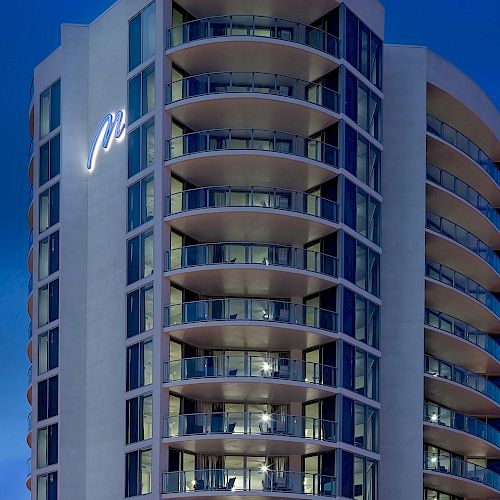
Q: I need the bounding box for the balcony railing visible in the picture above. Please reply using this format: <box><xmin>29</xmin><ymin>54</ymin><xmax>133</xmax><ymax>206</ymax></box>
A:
<box><xmin>424</xmin><ymin>452</ymin><xmax>500</xmax><ymax>492</ymax></box>
<box><xmin>426</xmin><ymin>212</ymin><xmax>500</xmax><ymax>273</ymax></box>
<box><xmin>426</xmin><ymin>163</ymin><xmax>500</xmax><ymax>231</ymax></box>
<box><xmin>165</xmin><ymin>242</ymin><xmax>337</xmax><ymax>278</ymax></box>
<box><xmin>28</xmin><ymin>277</ymin><xmax>33</xmax><ymax>294</ymax></box>
<box><xmin>425</xmin><ymin>260</ymin><xmax>500</xmax><ymax>318</ymax></box>
<box><xmin>27</xmin><ymin>411</ymin><xmax>32</xmax><ymax>432</ymax></box>
<box><xmin>27</xmin><ymin>321</ymin><xmax>32</xmax><ymax>340</ymax></box>
<box><xmin>165</xmin><ymin>128</ymin><xmax>339</xmax><ymax>168</ymax></box>
<box><xmin>166</xmin><ymin>71</ymin><xmax>339</xmax><ymax>113</ymax></box>
<box><xmin>425</xmin><ymin>307</ymin><xmax>500</xmax><ymax>362</ymax></box>
<box><xmin>165</xmin><ymin>185</ymin><xmax>337</xmax><ymax>223</ymax></box>
<box><xmin>164</xmin><ymin>412</ymin><xmax>336</xmax><ymax>443</ymax></box>
<box><xmin>164</xmin><ymin>355</ymin><xmax>336</xmax><ymax>388</ymax></box>
<box><xmin>425</xmin><ymin>354</ymin><xmax>500</xmax><ymax>405</ymax></box>
<box><xmin>28</xmin><ymin>138</ymin><xmax>34</xmax><ymax>158</ymax></box>
<box><xmin>424</xmin><ymin>402</ymin><xmax>500</xmax><ymax>449</ymax></box>
<box><xmin>166</xmin><ymin>14</ymin><xmax>340</xmax><ymax>58</ymax></box>
<box><xmin>427</xmin><ymin>115</ymin><xmax>500</xmax><ymax>186</ymax></box>
<box><xmin>164</xmin><ymin>298</ymin><xmax>338</xmax><ymax>333</ymax></box>
<box><xmin>163</xmin><ymin>468</ymin><xmax>336</xmax><ymax>496</ymax></box>
<box><xmin>28</xmin><ymin>231</ymin><xmax>33</xmax><ymax>249</ymax></box>
<box><xmin>27</xmin><ymin>366</ymin><xmax>32</xmax><ymax>386</ymax></box>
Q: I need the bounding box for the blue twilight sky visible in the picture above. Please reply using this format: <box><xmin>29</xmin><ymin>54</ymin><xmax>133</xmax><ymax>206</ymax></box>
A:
<box><xmin>0</xmin><ymin>1</ymin><xmax>499</xmax><ymax>498</ymax></box>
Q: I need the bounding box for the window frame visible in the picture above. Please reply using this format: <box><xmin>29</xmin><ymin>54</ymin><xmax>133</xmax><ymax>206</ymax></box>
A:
<box><xmin>39</xmin><ymin>79</ymin><xmax>61</xmax><ymax>139</ymax></box>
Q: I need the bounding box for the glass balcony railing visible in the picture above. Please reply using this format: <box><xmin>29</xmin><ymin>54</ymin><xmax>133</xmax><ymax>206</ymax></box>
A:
<box><xmin>27</xmin><ymin>411</ymin><xmax>32</xmax><ymax>432</ymax></box>
<box><xmin>164</xmin><ymin>298</ymin><xmax>338</xmax><ymax>333</ymax></box>
<box><xmin>424</xmin><ymin>402</ymin><xmax>500</xmax><ymax>449</ymax></box>
<box><xmin>165</xmin><ymin>242</ymin><xmax>337</xmax><ymax>278</ymax></box>
<box><xmin>425</xmin><ymin>354</ymin><xmax>500</xmax><ymax>405</ymax></box>
<box><xmin>27</xmin><ymin>366</ymin><xmax>32</xmax><ymax>386</ymax></box>
<box><xmin>28</xmin><ymin>231</ymin><xmax>33</xmax><ymax>249</ymax></box>
<box><xmin>426</xmin><ymin>212</ymin><xmax>500</xmax><ymax>273</ymax></box>
<box><xmin>28</xmin><ymin>276</ymin><xmax>33</xmax><ymax>294</ymax></box>
<box><xmin>29</xmin><ymin>186</ymin><xmax>33</xmax><ymax>203</ymax></box>
<box><xmin>163</xmin><ymin>469</ymin><xmax>336</xmax><ymax>496</ymax></box>
<box><xmin>165</xmin><ymin>185</ymin><xmax>337</xmax><ymax>223</ymax></box>
<box><xmin>424</xmin><ymin>452</ymin><xmax>500</xmax><ymax>492</ymax></box>
<box><xmin>165</xmin><ymin>128</ymin><xmax>339</xmax><ymax>168</ymax></box>
<box><xmin>425</xmin><ymin>307</ymin><xmax>500</xmax><ymax>362</ymax></box>
<box><xmin>26</xmin><ymin>458</ymin><xmax>31</xmax><ymax>478</ymax></box>
<box><xmin>166</xmin><ymin>14</ymin><xmax>340</xmax><ymax>58</ymax></box>
<box><xmin>425</xmin><ymin>260</ymin><xmax>500</xmax><ymax>318</ymax></box>
<box><xmin>164</xmin><ymin>412</ymin><xmax>336</xmax><ymax>443</ymax></box>
<box><xmin>426</xmin><ymin>163</ymin><xmax>500</xmax><ymax>231</ymax></box>
<box><xmin>164</xmin><ymin>355</ymin><xmax>336</xmax><ymax>388</ymax></box>
<box><xmin>427</xmin><ymin>115</ymin><xmax>500</xmax><ymax>186</ymax></box>
<box><xmin>28</xmin><ymin>138</ymin><xmax>34</xmax><ymax>158</ymax></box>
<box><xmin>27</xmin><ymin>321</ymin><xmax>32</xmax><ymax>340</ymax></box>
<box><xmin>166</xmin><ymin>71</ymin><xmax>339</xmax><ymax>113</ymax></box>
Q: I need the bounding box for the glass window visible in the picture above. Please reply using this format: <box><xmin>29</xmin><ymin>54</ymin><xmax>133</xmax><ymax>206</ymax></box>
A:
<box><xmin>39</xmin><ymin>231</ymin><xmax>59</xmax><ymax>280</ymax></box>
<box><xmin>345</xmin><ymin>8</ymin><xmax>359</xmax><ymax>68</ymax></box>
<box><xmin>359</xmin><ymin>23</ymin><xmax>370</xmax><ymax>79</ymax></box>
<box><xmin>37</xmin><ymin>423</ymin><xmax>58</xmax><ymax>468</ymax></box>
<box><xmin>127</xmin><ymin>284</ymin><xmax>154</xmax><ymax>338</ymax></box>
<box><xmin>127</xmin><ymin>229</ymin><xmax>154</xmax><ymax>284</ymax></box>
<box><xmin>369</xmin><ymin>93</ymin><xmax>382</xmax><ymax>141</ymax></box>
<box><xmin>39</xmin><ymin>183</ymin><xmax>60</xmax><ymax>234</ymax></box>
<box><xmin>40</xmin><ymin>80</ymin><xmax>61</xmax><ymax>139</ymax></box>
<box><xmin>342</xmin><ymin>451</ymin><xmax>377</xmax><ymax>500</ymax></box>
<box><xmin>126</xmin><ymin>448</ymin><xmax>152</xmax><ymax>496</ymax></box>
<box><xmin>38</xmin><ymin>328</ymin><xmax>59</xmax><ymax>374</ymax></box>
<box><xmin>39</xmin><ymin>134</ymin><xmax>60</xmax><ymax>186</ymax></box>
<box><xmin>343</xmin><ymin>289</ymin><xmax>379</xmax><ymax>349</ymax></box>
<box><xmin>38</xmin><ymin>279</ymin><xmax>59</xmax><ymax>327</ymax></box>
<box><xmin>127</xmin><ymin>340</ymin><xmax>153</xmax><ymax>391</ymax></box>
<box><xmin>128</xmin><ymin>175</ymin><xmax>154</xmax><ymax>231</ymax></box>
<box><xmin>128</xmin><ymin>118</ymin><xmax>155</xmax><ymax>177</ymax></box>
<box><xmin>37</xmin><ymin>471</ymin><xmax>57</xmax><ymax>500</ymax></box>
<box><xmin>37</xmin><ymin>375</ymin><xmax>58</xmax><ymax>421</ymax></box>
<box><xmin>126</xmin><ymin>394</ymin><xmax>153</xmax><ymax>444</ymax></box>
<box><xmin>370</xmin><ymin>33</ymin><xmax>382</xmax><ymax>89</ymax></box>
<box><xmin>343</xmin><ymin>234</ymin><xmax>380</xmax><ymax>296</ymax></box>
<box><xmin>128</xmin><ymin>64</ymin><xmax>155</xmax><ymax>124</ymax></box>
<box><xmin>129</xmin><ymin>3</ymin><xmax>156</xmax><ymax>71</ymax></box>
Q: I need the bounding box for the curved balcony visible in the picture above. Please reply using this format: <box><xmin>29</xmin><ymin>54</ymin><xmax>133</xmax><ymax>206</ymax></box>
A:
<box><xmin>425</xmin><ymin>260</ymin><xmax>500</xmax><ymax>331</ymax></box>
<box><xmin>163</xmin><ymin>412</ymin><xmax>336</xmax><ymax>455</ymax></box>
<box><xmin>165</xmin><ymin>128</ymin><xmax>339</xmax><ymax>191</ymax></box>
<box><xmin>162</xmin><ymin>469</ymin><xmax>336</xmax><ymax>498</ymax></box>
<box><xmin>425</xmin><ymin>308</ymin><xmax>500</xmax><ymax>375</ymax></box>
<box><xmin>165</xmin><ymin>186</ymin><xmax>337</xmax><ymax>245</ymax></box>
<box><xmin>27</xmin><ymin>322</ymin><xmax>33</xmax><ymax>361</ymax></box>
<box><xmin>171</xmin><ymin>2</ymin><xmax>339</xmax><ymax>26</ymax></box>
<box><xmin>29</xmin><ymin>155</ymin><xmax>34</xmax><ymax>185</ymax></box>
<box><xmin>424</xmin><ymin>403</ymin><xmax>500</xmax><ymax>457</ymax></box>
<box><xmin>166</xmin><ymin>72</ymin><xmax>339</xmax><ymax>136</ymax></box>
<box><xmin>424</xmin><ymin>354</ymin><xmax>500</xmax><ymax>414</ymax></box>
<box><xmin>26</xmin><ymin>458</ymin><xmax>31</xmax><ymax>491</ymax></box>
<box><xmin>165</xmin><ymin>243</ymin><xmax>337</xmax><ymax>297</ymax></box>
<box><xmin>27</xmin><ymin>411</ymin><xmax>32</xmax><ymax>447</ymax></box>
<box><xmin>166</xmin><ymin>15</ymin><xmax>340</xmax><ymax>81</ymax></box>
<box><xmin>426</xmin><ymin>164</ymin><xmax>500</xmax><ymax>247</ymax></box>
<box><xmin>27</xmin><ymin>366</ymin><xmax>32</xmax><ymax>404</ymax></box>
<box><xmin>425</xmin><ymin>212</ymin><xmax>500</xmax><ymax>290</ymax></box>
<box><xmin>165</xmin><ymin>298</ymin><xmax>338</xmax><ymax>350</ymax></box>
<box><xmin>164</xmin><ymin>355</ymin><xmax>336</xmax><ymax>402</ymax></box>
<box><xmin>424</xmin><ymin>452</ymin><xmax>500</xmax><ymax>499</ymax></box>
<box><xmin>28</xmin><ymin>202</ymin><xmax>33</xmax><ymax>231</ymax></box>
<box><xmin>426</xmin><ymin>115</ymin><xmax>500</xmax><ymax>204</ymax></box>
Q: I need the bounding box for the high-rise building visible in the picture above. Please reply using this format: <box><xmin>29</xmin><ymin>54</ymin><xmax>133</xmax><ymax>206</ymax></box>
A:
<box><xmin>25</xmin><ymin>1</ymin><xmax>499</xmax><ymax>500</ymax></box>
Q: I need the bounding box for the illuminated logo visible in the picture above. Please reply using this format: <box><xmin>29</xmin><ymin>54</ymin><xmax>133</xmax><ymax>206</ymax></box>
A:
<box><xmin>87</xmin><ymin>110</ymin><xmax>126</xmax><ymax>172</ymax></box>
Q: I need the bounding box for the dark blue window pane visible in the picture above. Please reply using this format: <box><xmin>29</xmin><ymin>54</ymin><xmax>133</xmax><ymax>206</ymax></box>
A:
<box><xmin>128</xmin><ymin>127</ymin><xmax>141</xmax><ymax>178</ymax></box>
<box><xmin>128</xmin><ymin>74</ymin><xmax>142</xmax><ymax>124</ymax></box>
<box><xmin>127</xmin><ymin>344</ymin><xmax>140</xmax><ymax>390</ymax></box>
<box><xmin>50</xmin><ymin>134</ymin><xmax>61</xmax><ymax>178</ymax></box>
<box><xmin>47</xmin><ymin>472</ymin><xmax>57</xmax><ymax>500</ymax></box>
<box><xmin>49</xmin><ymin>280</ymin><xmax>59</xmax><ymax>323</ymax></box>
<box><xmin>345</xmin><ymin>8</ymin><xmax>358</xmax><ymax>68</ymax></box>
<box><xmin>49</xmin><ymin>328</ymin><xmax>59</xmax><ymax>370</ymax></box>
<box><xmin>50</xmin><ymin>183</ymin><xmax>60</xmax><ymax>226</ymax></box>
<box><xmin>38</xmin><ymin>379</ymin><xmax>48</xmax><ymax>421</ymax></box>
<box><xmin>129</xmin><ymin>14</ymin><xmax>142</xmax><ymax>71</ymax></box>
<box><xmin>48</xmin><ymin>424</ymin><xmax>58</xmax><ymax>465</ymax></box>
<box><xmin>50</xmin><ymin>80</ymin><xmax>61</xmax><ymax>131</ymax></box>
<box><xmin>344</xmin><ymin>124</ymin><xmax>357</xmax><ymax>176</ymax></box>
<box><xmin>48</xmin><ymin>376</ymin><xmax>58</xmax><ymax>418</ymax></box>
<box><xmin>342</xmin><ymin>397</ymin><xmax>354</xmax><ymax>444</ymax></box>
<box><xmin>345</xmin><ymin>71</ymin><xmax>357</xmax><ymax>122</ymax></box>
<box><xmin>40</xmin><ymin>142</ymin><xmax>50</xmax><ymax>185</ymax></box>
<box><xmin>128</xmin><ymin>182</ymin><xmax>141</xmax><ymax>231</ymax></box>
<box><xmin>344</xmin><ymin>179</ymin><xmax>356</xmax><ymax>230</ymax></box>
<box><xmin>127</xmin><ymin>397</ymin><xmax>139</xmax><ymax>443</ymax></box>
<box><xmin>341</xmin><ymin>451</ymin><xmax>354</xmax><ymax>498</ymax></box>
<box><xmin>127</xmin><ymin>289</ymin><xmax>140</xmax><ymax>338</ymax></box>
<box><xmin>49</xmin><ymin>231</ymin><xmax>59</xmax><ymax>274</ymax></box>
<box><xmin>126</xmin><ymin>450</ymin><xmax>139</xmax><ymax>496</ymax></box>
<box><xmin>343</xmin><ymin>234</ymin><xmax>356</xmax><ymax>283</ymax></box>
<box><xmin>127</xmin><ymin>236</ymin><xmax>140</xmax><ymax>284</ymax></box>
<box><xmin>343</xmin><ymin>342</ymin><xmax>355</xmax><ymax>391</ymax></box>
<box><xmin>343</xmin><ymin>287</ymin><xmax>355</xmax><ymax>338</ymax></box>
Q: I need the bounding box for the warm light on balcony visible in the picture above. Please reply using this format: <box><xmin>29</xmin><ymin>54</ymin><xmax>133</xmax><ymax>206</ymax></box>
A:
<box><xmin>260</xmin><ymin>465</ymin><xmax>269</xmax><ymax>472</ymax></box>
<box><xmin>261</xmin><ymin>413</ymin><xmax>270</xmax><ymax>422</ymax></box>
<box><xmin>262</xmin><ymin>362</ymin><xmax>271</xmax><ymax>372</ymax></box>
<box><xmin>430</xmin><ymin>413</ymin><xmax>438</xmax><ymax>422</ymax></box>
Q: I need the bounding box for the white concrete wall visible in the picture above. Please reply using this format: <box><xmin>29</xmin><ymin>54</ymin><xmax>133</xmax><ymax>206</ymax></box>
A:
<box><xmin>380</xmin><ymin>45</ymin><xmax>427</xmax><ymax>500</ymax></box>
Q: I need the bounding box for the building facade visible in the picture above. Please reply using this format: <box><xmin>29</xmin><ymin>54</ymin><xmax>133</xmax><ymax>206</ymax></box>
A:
<box><xmin>25</xmin><ymin>1</ymin><xmax>499</xmax><ymax>500</ymax></box>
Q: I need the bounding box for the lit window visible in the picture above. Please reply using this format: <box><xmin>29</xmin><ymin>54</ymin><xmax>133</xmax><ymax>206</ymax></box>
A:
<box><xmin>40</xmin><ymin>80</ymin><xmax>61</xmax><ymax>139</ymax></box>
